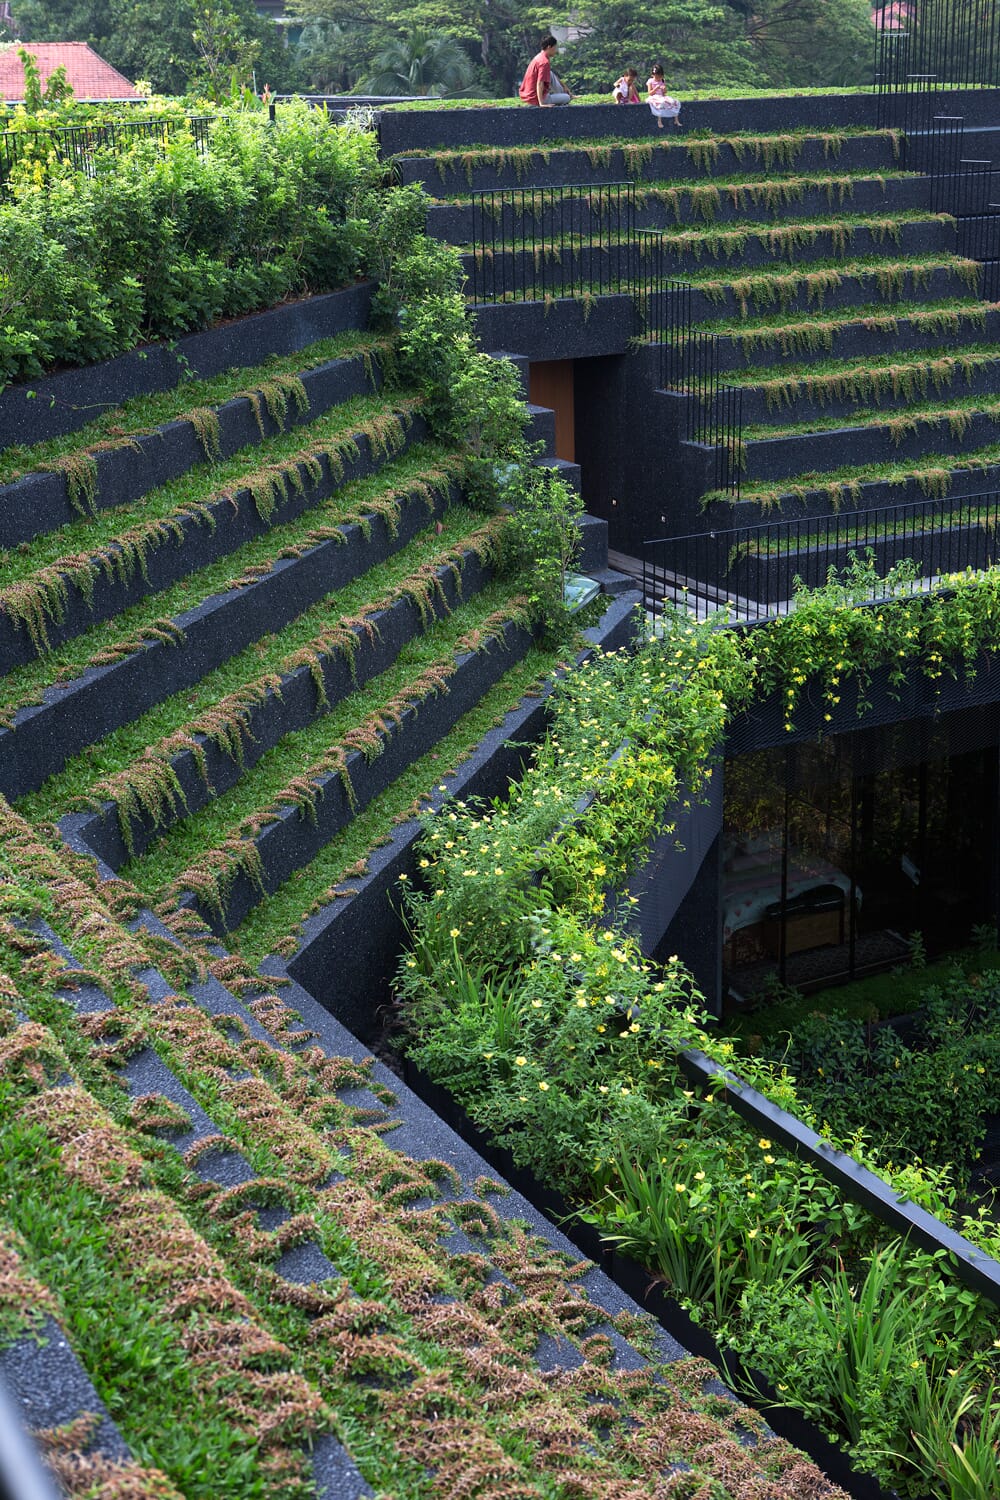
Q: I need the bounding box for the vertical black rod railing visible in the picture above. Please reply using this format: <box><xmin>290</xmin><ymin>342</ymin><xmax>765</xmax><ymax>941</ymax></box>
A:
<box><xmin>643</xmin><ymin>488</ymin><xmax>1000</xmax><ymax>618</ymax></box>
<box><xmin>468</xmin><ymin>183</ymin><xmax>635</xmax><ymax>304</ymax></box>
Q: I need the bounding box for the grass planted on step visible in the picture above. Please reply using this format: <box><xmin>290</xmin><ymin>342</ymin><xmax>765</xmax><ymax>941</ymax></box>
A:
<box><xmin>75</xmin><ymin>523</ymin><xmax>507</xmax><ymax>854</ymax></box>
<box><xmin>234</xmin><ymin>642</ymin><xmax>568</xmax><ymax>966</ymax></box>
<box><xmin>685</xmin><ymin>254</ymin><xmax>981</xmax><ymax>313</ymax></box>
<box><xmin>15</xmin><ymin>505</ymin><xmax>489</xmax><ymax>825</ymax></box>
<box><xmin>655</xmin><ymin>210</ymin><xmax>954</xmax><ymax>263</ymax></box>
<box><xmin>691</xmin><ymin>299</ymin><xmax>996</xmax><ymax>353</ymax></box>
<box><xmin>0</xmin><ymin>331</ymin><xmax>394</xmax><ymax>488</ymax></box>
<box><xmin>743</xmin><ymin>391</ymin><xmax>1000</xmax><ymax>442</ymax></box>
<box><xmin>117</xmin><ymin>583</ymin><xmax>529</xmax><ymax>909</ymax></box>
<box><xmin>0</xmin><ymin>443</ymin><xmax>462</xmax><ymax>726</ymax></box>
<box><xmin>0</xmin><ymin>390</ymin><xmax>420</xmax><ymax>596</ymax></box>
<box><xmin>432</xmin><ymin>169</ymin><xmax>919</xmax><ymax>210</ymax></box>
<box><xmin>701</xmin><ymin>441</ymin><xmax>1000</xmax><ymax>510</ymax></box>
<box><xmin>729</xmin><ymin>500</ymin><xmax>997</xmax><ymax>559</ymax></box>
<box><xmin>733</xmin><ymin>347</ymin><xmax>1000</xmax><ymax>410</ymax></box>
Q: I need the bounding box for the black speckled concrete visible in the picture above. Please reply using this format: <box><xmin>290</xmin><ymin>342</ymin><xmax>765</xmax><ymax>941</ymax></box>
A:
<box><xmin>0</xmin><ymin>282</ymin><xmax>374</xmax><ymax>454</ymax></box>
<box><xmin>280</xmin><ymin>589</ymin><xmax>641</xmax><ymax>1037</ymax></box>
<box><xmin>472</xmin><ymin>294</ymin><xmax>638</xmax><ymax>362</ymax></box>
<box><xmin>0</xmin><ymin>486</ymin><xmax>450</xmax><ymax>804</ymax></box>
<box><xmin>275</xmin><ymin>1242</ymin><xmax>341</xmax><ymax>1285</ymax></box>
<box><xmin>0</xmin><ymin>1319</ymin><xmax>131</xmax><ymax>1462</ymax></box>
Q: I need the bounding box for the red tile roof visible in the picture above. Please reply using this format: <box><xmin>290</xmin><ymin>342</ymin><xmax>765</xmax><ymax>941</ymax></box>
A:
<box><xmin>0</xmin><ymin>42</ymin><xmax>140</xmax><ymax>100</ymax></box>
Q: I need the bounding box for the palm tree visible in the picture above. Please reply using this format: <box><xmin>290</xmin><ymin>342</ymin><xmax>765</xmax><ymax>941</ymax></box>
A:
<box><xmin>360</xmin><ymin>28</ymin><xmax>476</xmax><ymax>97</ymax></box>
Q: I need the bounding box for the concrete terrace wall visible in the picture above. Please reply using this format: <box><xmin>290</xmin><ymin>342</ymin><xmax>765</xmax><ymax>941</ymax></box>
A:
<box><xmin>378</xmin><ymin>89</ymin><xmax>1000</xmax><ymax>154</ymax></box>
<box><xmin>0</xmin><ymin>282</ymin><xmax>375</xmax><ymax>451</ymax></box>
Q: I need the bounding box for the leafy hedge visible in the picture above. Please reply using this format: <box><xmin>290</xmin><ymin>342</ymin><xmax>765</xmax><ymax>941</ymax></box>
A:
<box><xmin>0</xmin><ymin>103</ymin><xmax>380</xmax><ymax>385</ymax></box>
<box><xmin>396</xmin><ymin>567</ymin><xmax>1000</xmax><ymax>1497</ymax></box>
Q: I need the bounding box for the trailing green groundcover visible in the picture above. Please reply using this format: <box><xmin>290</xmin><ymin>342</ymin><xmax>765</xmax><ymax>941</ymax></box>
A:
<box><xmin>396</xmin><ymin>560</ymin><xmax>1000</xmax><ymax>1499</ymax></box>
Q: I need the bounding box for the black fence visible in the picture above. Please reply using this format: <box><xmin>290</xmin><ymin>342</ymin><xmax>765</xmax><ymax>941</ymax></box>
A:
<box><xmin>639</xmin><ymin>239</ymin><xmax>744</xmax><ymax>502</ymax></box>
<box><xmin>875</xmin><ymin>0</ymin><xmax>1000</xmax><ymax>104</ymax></box>
<box><xmin>0</xmin><ymin>116</ymin><xmax>214</xmax><ymax>190</ymax></box>
<box><xmin>642</xmin><ymin>489</ymin><xmax>1000</xmax><ymax>620</ymax></box>
<box><xmin>467</xmin><ymin>182</ymin><xmax>636</xmax><ymax>303</ymax></box>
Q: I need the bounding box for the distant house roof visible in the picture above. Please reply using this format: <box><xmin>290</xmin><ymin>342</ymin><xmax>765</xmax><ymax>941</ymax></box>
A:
<box><xmin>0</xmin><ymin>41</ymin><xmax>140</xmax><ymax>100</ymax></box>
<box><xmin>871</xmin><ymin>2</ymin><xmax>914</xmax><ymax>29</ymax></box>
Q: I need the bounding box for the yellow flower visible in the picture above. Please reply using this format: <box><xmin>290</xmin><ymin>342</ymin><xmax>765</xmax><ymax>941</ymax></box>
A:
<box><xmin>515</xmin><ymin>1056</ymin><xmax>527</xmax><ymax>1067</ymax></box>
<box><xmin>675</xmin><ymin>1182</ymin><xmax>687</xmax><ymax>1193</ymax></box>
<box><xmin>758</xmin><ymin>1138</ymin><xmax>771</xmax><ymax>1150</ymax></box>
<box><xmin>538</xmin><ymin>1081</ymin><xmax>549</xmax><ymax>1091</ymax></box>
<box><xmin>450</xmin><ymin>927</ymin><xmax>460</xmax><ymax>938</ymax></box>
<box><xmin>694</xmin><ymin>1170</ymin><xmax>706</xmax><ymax>1181</ymax></box>
<box><xmin>764</xmin><ymin>1154</ymin><xmax>775</xmax><ymax>1165</ymax></box>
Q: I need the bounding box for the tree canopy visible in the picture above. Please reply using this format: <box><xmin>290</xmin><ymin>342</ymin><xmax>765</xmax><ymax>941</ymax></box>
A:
<box><xmin>13</xmin><ymin>0</ymin><xmax>303</xmax><ymax>96</ymax></box>
<box><xmin>10</xmin><ymin>0</ymin><xmax>875</xmax><ymax>98</ymax></box>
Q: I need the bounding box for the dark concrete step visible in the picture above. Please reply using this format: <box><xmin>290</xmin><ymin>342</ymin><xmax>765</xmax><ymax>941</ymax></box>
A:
<box><xmin>736</xmin><ymin>405</ymin><xmax>1000</xmax><ymax>484</ymax></box>
<box><xmin>0</xmin><ymin>415</ymin><xmax>426</xmax><ymax>674</ymax></box>
<box><xmin>526</xmin><ymin>401</ymin><xmax>556</xmax><ymax>454</ymax></box>
<box><xmin>460</xmin><ymin>217</ymin><xmax>957</xmax><ymax>296</ymax></box>
<box><xmin>671</xmin><ymin>261</ymin><xmax>983</xmax><ymax>325</ymax></box>
<box><xmin>59</xmin><ymin>540</ymin><xmax>493</xmax><ymax>870</ymax></box>
<box><xmin>377</xmin><ymin>89</ymin><xmax>1000</xmax><ymax>155</ymax></box>
<box><xmin>0</xmin><ymin>281</ymin><xmax>375</xmax><ymax>454</ymax></box>
<box><xmin>707</xmin><ymin>460</ymin><xmax>1000</xmax><ymax>526</ymax></box>
<box><xmin>733</xmin><ymin>354</ymin><xmax>1000</xmax><ymax>427</ymax></box>
<box><xmin>0</xmin><ymin>484</ymin><xmax>452</xmax><ymax>803</ymax></box>
<box><xmin>699</xmin><ymin>304</ymin><xmax>1000</xmax><ymax>374</ymax></box>
<box><xmin>394</xmin><ymin>131</ymin><xmax>905</xmax><ymax>192</ymax></box>
<box><xmin>0</xmin><ymin>349</ymin><xmax>385</xmax><ymax>552</ymax></box>
<box><xmin>473</xmin><ymin>294</ymin><xmax>639</xmax><ymax>361</ymax></box>
<box><xmin>172</xmin><ymin>613</ymin><xmax>540</xmax><ymax>935</ymax></box>
<box><xmin>428</xmin><ymin>175</ymin><xmax>929</xmax><ymax>243</ymax></box>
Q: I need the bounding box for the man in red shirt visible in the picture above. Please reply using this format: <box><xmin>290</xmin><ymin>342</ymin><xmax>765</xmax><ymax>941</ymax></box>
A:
<box><xmin>519</xmin><ymin>36</ymin><xmax>572</xmax><ymax>106</ymax></box>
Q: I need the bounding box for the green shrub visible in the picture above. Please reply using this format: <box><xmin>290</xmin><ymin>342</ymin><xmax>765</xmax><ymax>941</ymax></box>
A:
<box><xmin>0</xmin><ymin>102</ymin><xmax>381</xmax><ymax>385</ymax></box>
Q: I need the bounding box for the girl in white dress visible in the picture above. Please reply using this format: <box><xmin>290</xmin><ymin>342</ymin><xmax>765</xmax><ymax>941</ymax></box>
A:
<box><xmin>647</xmin><ymin>65</ymin><xmax>682</xmax><ymax>129</ymax></box>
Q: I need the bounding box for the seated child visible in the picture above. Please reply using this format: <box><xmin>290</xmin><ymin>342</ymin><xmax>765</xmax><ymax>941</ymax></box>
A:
<box><xmin>613</xmin><ymin>68</ymin><xmax>641</xmax><ymax>104</ymax></box>
<box><xmin>647</xmin><ymin>65</ymin><xmax>682</xmax><ymax>129</ymax></box>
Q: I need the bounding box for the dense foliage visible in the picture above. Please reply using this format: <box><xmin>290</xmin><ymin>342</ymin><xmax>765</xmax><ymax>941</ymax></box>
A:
<box><xmin>396</xmin><ymin>568</ymin><xmax>1000</xmax><ymax>1496</ymax></box>
<box><xmin>7</xmin><ymin>0</ymin><xmax>301</xmax><ymax>97</ymax></box>
<box><xmin>290</xmin><ymin>0</ymin><xmax>876</xmax><ymax>97</ymax></box>
<box><xmin>752</xmin><ymin>968</ymin><xmax>1000</xmax><ymax>1184</ymax></box>
<box><xmin>0</xmin><ymin>103</ymin><xmax>378</xmax><ymax>384</ymax></box>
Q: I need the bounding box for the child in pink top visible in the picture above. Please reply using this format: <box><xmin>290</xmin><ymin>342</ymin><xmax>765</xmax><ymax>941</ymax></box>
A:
<box><xmin>647</xmin><ymin>65</ymin><xmax>682</xmax><ymax>129</ymax></box>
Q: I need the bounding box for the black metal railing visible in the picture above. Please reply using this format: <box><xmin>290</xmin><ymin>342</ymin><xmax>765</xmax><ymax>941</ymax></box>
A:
<box><xmin>639</xmin><ymin>239</ymin><xmax>743</xmax><ymax>501</ymax></box>
<box><xmin>467</xmin><ymin>182</ymin><xmax>635</xmax><ymax>303</ymax></box>
<box><xmin>875</xmin><ymin>0</ymin><xmax>1000</xmax><ymax>109</ymax></box>
<box><xmin>0</xmin><ymin>116</ymin><xmax>214</xmax><ymax>189</ymax></box>
<box><xmin>642</xmin><ymin>489</ymin><xmax>1000</xmax><ymax>621</ymax></box>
